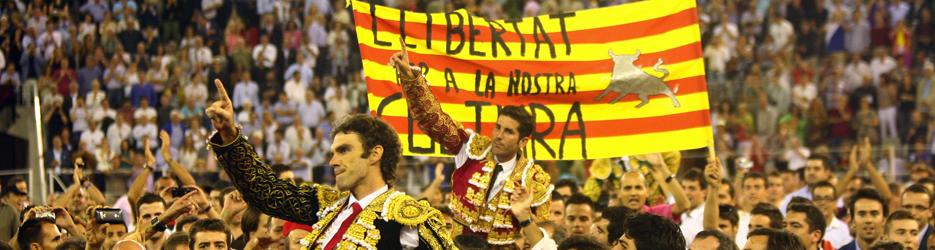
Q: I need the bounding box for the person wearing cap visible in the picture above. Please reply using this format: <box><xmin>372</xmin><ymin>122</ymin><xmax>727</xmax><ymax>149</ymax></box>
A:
<box><xmin>0</xmin><ymin>177</ymin><xmax>28</xmax><ymax>242</ymax></box>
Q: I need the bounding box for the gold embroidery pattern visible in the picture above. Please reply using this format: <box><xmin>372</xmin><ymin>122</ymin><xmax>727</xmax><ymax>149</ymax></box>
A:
<box><xmin>468</xmin><ymin>134</ymin><xmax>493</xmax><ymax>159</ymax></box>
<box><xmin>400</xmin><ymin>74</ymin><xmax>465</xmax><ymax>154</ymax></box>
<box><xmin>448</xmin><ymin>158</ymin><xmax>553</xmax><ymax>245</ymax></box>
<box><xmin>300</xmin><ymin>189</ymin><xmax>453</xmax><ymax>250</ymax></box>
<box><xmin>386</xmin><ymin>197</ymin><xmax>439</xmax><ymax>226</ymax></box>
<box><xmin>210</xmin><ymin>132</ymin><xmax>322</xmax><ymax>226</ymax></box>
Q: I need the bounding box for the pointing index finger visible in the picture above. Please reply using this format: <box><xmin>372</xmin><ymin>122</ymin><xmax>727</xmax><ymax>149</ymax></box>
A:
<box><xmin>399</xmin><ymin>37</ymin><xmax>408</xmax><ymax>59</ymax></box>
<box><xmin>214</xmin><ymin>79</ymin><xmax>230</xmax><ymax>102</ymax></box>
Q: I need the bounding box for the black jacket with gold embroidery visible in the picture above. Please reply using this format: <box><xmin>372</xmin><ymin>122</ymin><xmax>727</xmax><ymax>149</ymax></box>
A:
<box><xmin>208</xmin><ymin>132</ymin><xmax>456</xmax><ymax>250</ymax></box>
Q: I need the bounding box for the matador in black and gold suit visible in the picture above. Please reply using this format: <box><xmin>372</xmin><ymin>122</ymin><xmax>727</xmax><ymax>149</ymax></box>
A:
<box><xmin>208</xmin><ymin>132</ymin><xmax>456</xmax><ymax>250</ymax></box>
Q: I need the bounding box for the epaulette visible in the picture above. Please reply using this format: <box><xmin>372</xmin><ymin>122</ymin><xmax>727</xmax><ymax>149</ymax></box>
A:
<box><xmin>307</xmin><ymin>183</ymin><xmax>346</xmax><ymax>211</ymax></box>
<box><xmin>464</xmin><ymin>129</ymin><xmax>492</xmax><ymax>160</ymax></box>
<box><xmin>383</xmin><ymin>192</ymin><xmax>441</xmax><ymax>227</ymax></box>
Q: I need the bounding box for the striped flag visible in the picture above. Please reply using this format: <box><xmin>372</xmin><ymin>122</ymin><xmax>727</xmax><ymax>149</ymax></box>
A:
<box><xmin>354</xmin><ymin>0</ymin><xmax>712</xmax><ymax>160</ymax></box>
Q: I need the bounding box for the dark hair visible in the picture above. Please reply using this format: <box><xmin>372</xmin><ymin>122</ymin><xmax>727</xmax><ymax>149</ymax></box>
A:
<box><xmin>271</xmin><ymin>164</ymin><xmax>291</xmax><ymax>178</ymax></box>
<box><xmin>1</xmin><ymin>176</ymin><xmax>26</xmax><ymax>198</ymax></box>
<box><xmin>747</xmin><ymin>228</ymin><xmax>805</xmax><ymax>250</ymax></box>
<box><xmin>788</xmin><ymin>196</ymin><xmax>814</xmax><ymax>209</ymax></box>
<box><xmin>189</xmin><ymin>219</ymin><xmax>231</xmax><ymax>250</ymax></box>
<box><xmin>885</xmin><ymin>210</ymin><xmax>917</xmax><ymax>233</ymax></box>
<box><xmin>902</xmin><ymin>184</ymin><xmax>932</xmax><ymax>207</ymax></box>
<box><xmin>602</xmin><ymin>206</ymin><xmax>636</xmax><ymax>245</ymax></box>
<box><xmin>682</xmin><ymin>169</ymin><xmax>707</xmax><ymax>189</ymax></box>
<box><xmin>918</xmin><ymin>177</ymin><xmax>935</xmax><ymax>189</ymax></box>
<box><xmin>558</xmin><ymin>235</ymin><xmax>609</xmax><ymax>250</ymax></box>
<box><xmin>175</xmin><ymin>215</ymin><xmax>199</xmax><ymax>232</ymax></box>
<box><xmin>849</xmin><ymin>188</ymin><xmax>889</xmax><ymax>219</ymax></box>
<box><xmin>54</xmin><ymin>238</ymin><xmax>85</xmax><ymax>250</ymax></box>
<box><xmin>453</xmin><ymin>235</ymin><xmax>488</xmax><ymax>250</ymax></box>
<box><xmin>219</xmin><ymin>187</ymin><xmax>237</xmax><ymax>206</ymax></box>
<box><xmin>810</xmin><ymin>181</ymin><xmax>836</xmax><ymax>197</ymax></box>
<box><xmin>787</xmin><ymin>204</ymin><xmax>827</xmax><ymax>241</ymax></box>
<box><xmin>17</xmin><ymin>218</ymin><xmax>57</xmax><ymax>250</ymax></box>
<box><xmin>720</xmin><ymin>179</ymin><xmax>735</xmax><ymax>200</ymax></box>
<box><xmin>498</xmin><ymin>105</ymin><xmax>534</xmax><ymax>138</ymax></box>
<box><xmin>164</xmin><ymin>232</ymin><xmax>191</xmax><ymax>250</ymax></box>
<box><xmin>805</xmin><ymin>155</ymin><xmax>830</xmax><ymax>171</ymax></box>
<box><xmin>750</xmin><ymin>203</ymin><xmax>784</xmax><ymax>229</ymax></box>
<box><xmin>555</xmin><ymin>179</ymin><xmax>580</xmax><ymax>194</ymax></box>
<box><xmin>767</xmin><ymin>171</ymin><xmax>782</xmax><ymax>179</ymax></box>
<box><xmin>331</xmin><ymin>114</ymin><xmax>402</xmax><ymax>184</ymax></box>
<box><xmin>694</xmin><ymin>230</ymin><xmax>739</xmax><ymax>250</ymax></box>
<box><xmin>551</xmin><ymin>191</ymin><xmax>566</xmax><ymax>202</ymax></box>
<box><xmin>719</xmin><ymin>204</ymin><xmax>739</xmax><ymax>227</ymax></box>
<box><xmin>870</xmin><ymin>240</ymin><xmax>906</xmax><ymax>250</ymax></box>
<box><xmin>741</xmin><ymin>172</ymin><xmax>768</xmax><ymax>187</ymax></box>
<box><xmin>621</xmin><ymin>213</ymin><xmax>685</xmax><ymax>249</ymax></box>
<box><xmin>565</xmin><ymin>193</ymin><xmax>594</xmax><ymax>211</ymax></box>
<box><xmin>135</xmin><ymin>193</ymin><xmax>166</xmax><ymax>218</ymax></box>
<box><xmin>241</xmin><ymin>207</ymin><xmax>263</xmax><ymax>240</ymax></box>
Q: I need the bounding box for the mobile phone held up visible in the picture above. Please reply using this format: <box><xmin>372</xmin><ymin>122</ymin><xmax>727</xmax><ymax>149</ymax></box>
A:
<box><xmin>171</xmin><ymin>187</ymin><xmax>195</xmax><ymax>198</ymax></box>
<box><xmin>94</xmin><ymin>208</ymin><xmax>125</xmax><ymax>225</ymax></box>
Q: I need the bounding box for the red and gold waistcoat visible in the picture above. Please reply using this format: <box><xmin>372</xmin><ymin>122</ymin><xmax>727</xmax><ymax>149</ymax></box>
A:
<box><xmin>399</xmin><ymin>70</ymin><xmax>552</xmax><ymax>246</ymax></box>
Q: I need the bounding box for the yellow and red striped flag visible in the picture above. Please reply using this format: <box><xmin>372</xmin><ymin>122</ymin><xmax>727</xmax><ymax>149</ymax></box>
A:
<box><xmin>354</xmin><ymin>0</ymin><xmax>712</xmax><ymax>160</ymax></box>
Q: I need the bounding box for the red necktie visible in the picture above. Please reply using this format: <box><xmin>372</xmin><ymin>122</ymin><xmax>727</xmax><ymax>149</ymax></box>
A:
<box><xmin>323</xmin><ymin>202</ymin><xmax>362</xmax><ymax>250</ymax></box>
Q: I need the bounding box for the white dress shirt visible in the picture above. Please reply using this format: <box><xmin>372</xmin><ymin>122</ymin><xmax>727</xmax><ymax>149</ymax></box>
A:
<box><xmin>824</xmin><ymin>217</ymin><xmax>853</xmax><ymax>249</ymax></box>
<box><xmin>453</xmin><ymin>130</ymin><xmax>520</xmax><ymax>201</ymax></box>
<box><xmin>320</xmin><ymin>185</ymin><xmax>419</xmax><ymax>248</ymax></box>
<box><xmin>680</xmin><ymin>203</ymin><xmax>706</xmax><ymax>243</ymax></box>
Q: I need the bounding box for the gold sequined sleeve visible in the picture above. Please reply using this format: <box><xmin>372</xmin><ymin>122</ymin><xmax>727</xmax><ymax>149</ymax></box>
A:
<box><xmin>209</xmin><ymin>130</ymin><xmax>337</xmax><ymax>225</ymax></box>
<box><xmin>399</xmin><ymin>70</ymin><xmax>469</xmax><ymax>154</ymax></box>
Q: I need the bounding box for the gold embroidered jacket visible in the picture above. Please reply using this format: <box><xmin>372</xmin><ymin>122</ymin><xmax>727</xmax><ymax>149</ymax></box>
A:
<box><xmin>208</xmin><ymin>132</ymin><xmax>456</xmax><ymax>250</ymax></box>
<box><xmin>399</xmin><ymin>70</ymin><xmax>552</xmax><ymax>245</ymax></box>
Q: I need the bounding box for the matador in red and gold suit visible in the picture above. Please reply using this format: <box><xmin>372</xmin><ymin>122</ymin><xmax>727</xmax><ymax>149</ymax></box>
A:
<box><xmin>398</xmin><ymin>67</ymin><xmax>553</xmax><ymax>248</ymax></box>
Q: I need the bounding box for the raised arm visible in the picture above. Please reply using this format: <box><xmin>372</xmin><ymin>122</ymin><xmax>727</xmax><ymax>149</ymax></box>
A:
<box><xmin>835</xmin><ymin>145</ymin><xmax>860</xmax><ymax>198</ymax></box>
<box><xmin>206</xmin><ymin>79</ymin><xmax>333</xmax><ymax>225</ymax></box>
<box><xmin>859</xmin><ymin>138</ymin><xmax>893</xmax><ymax>201</ymax></box>
<box><xmin>159</xmin><ymin>130</ymin><xmax>196</xmax><ymax>186</ymax></box>
<box><xmin>703</xmin><ymin>159</ymin><xmax>722</xmax><ymax>231</ymax></box>
<box><xmin>645</xmin><ymin>153</ymin><xmax>691</xmax><ymax>215</ymax></box>
<box><xmin>128</xmin><ymin>138</ymin><xmax>156</xmax><ymax>207</ymax></box>
<box><xmin>390</xmin><ymin>37</ymin><xmax>468</xmax><ymax>154</ymax></box>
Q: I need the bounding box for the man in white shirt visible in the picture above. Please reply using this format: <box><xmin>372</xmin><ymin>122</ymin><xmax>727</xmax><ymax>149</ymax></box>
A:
<box><xmin>80</xmin><ymin>120</ymin><xmax>106</xmax><ymax>154</ymax></box>
<box><xmin>780</xmin><ymin>156</ymin><xmax>831</xmax><ymax>215</ymax></box>
<box><xmin>252</xmin><ymin>35</ymin><xmax>278</xmax><ymax>69</ymax></box>
<box><xmin>107</xmin><ymin>116</ymin><xmax>132</xmax><ymax>154</ymax></box>
<box><xmin>133</xmin><ymin>98</ymin><xmax>157</xmax><ymax>124</ymax></box>
<box><xmin>768</xmin><ymin>13</ymin><xmax>795</xmax><ymax>53</ymax></box>
<box><xmin>299</xmin><ymin>90</ymin><xmax>326</xmax><ymax>129</ymax></box>
<box><xmin>284</xmin><ymin>52</ymin><xmax>314</xmax><ymax>86</ymax></box>
<box><xmin>284</xmin><ymin>117</ymin><xmax>313</xmax><ymax>154</ymax></box>
<box><xmin>283</xmin><ymin>71</ymin><xmax>306</xmax><ymax>103</ymax></box>
<box><xmin>680</xmin><ymin>169</ymin><xmax>709</xmax><ymax>243</ymax></box>
<box><xmin>232</xmin><ymin>72</ymin><xmax>259</xmax><ymax>110</ymax></box>
<box><xmin>266</xmin><ymin>129</ymin><xmax>291</xmax><ymax>165</ymax></box>
<box><xmin>189</xmin><ymin>37</ymin><xmax>213</xmax><ymax>66</ymax></box>
<box><xmin>869</xmin><ymin>47</ymin><xmax>897</xmax><ymax>85</ymax></box>
<box><xmin>811</xmin><ymin>181</ymin><xmax>852</xmax><ymax>249</ymax></box>
<box><xmin>132</xmin><ymin>117</ymin><xmax>158</xmax><ymax>149</ymax></box>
